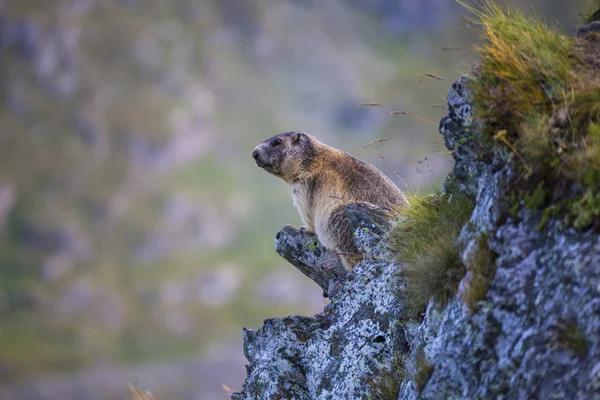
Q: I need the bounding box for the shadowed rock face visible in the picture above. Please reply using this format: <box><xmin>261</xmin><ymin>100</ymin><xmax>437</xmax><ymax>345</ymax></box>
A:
<box><xmin>233</xmin><ymin>22</ymin><xmax>600</xmax><ymax>400</ymax></box>
<box><xmin>404</xmin><ymin>72</ymin><xmax>600</xmax><ymax>400</ymax></box>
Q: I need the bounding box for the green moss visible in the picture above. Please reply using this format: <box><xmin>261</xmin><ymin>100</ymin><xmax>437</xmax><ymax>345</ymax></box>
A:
<box><xmin>414</xmin><ymin>347</ymin><xmax>434</xmax><ymax>393</ymax></box>
<box><xmin>570</xmin><ymin>189</ymin><xmax>600</xmax><ymax>229</ymax></box>
<box><xmin>366</xmin><ymin>356</ymin><xmax>405</xmax><ymax>400</ymax></box>
<box><xmin>305</xmin><ymin>239</ymin><xmax>319</xmax><ymax>251</ymax></box>
<box><xmin>555</xmin><ymin>321</ymin><xmax>588</xmax><ymax>357</ymax></box>
<box><xmin>462</xmin><ymin>1</ymin><xmax>600</xmax><ymax>231</ymax></box>
<box><xmin>539</xmin><ymin>204</ymin><xmax>561</xmax><ymax>230</ymax></box>
<box><xmin>506</xmin><ymin>192</ymin><xmax>521</xmax><ymax>218</ymax></box>
<box><xmin>462</xmin><ymin>236</ymin><xmax>497</xmax><ymax>313</ymax></box>
<box><xmin>391</xmin><ymin>191</ymin><xmax>474</xmax><ymax>320</ymax></box>
<box><xmin>523</xmin><ymin>183</ymin><xmax>548</xmax><ymax>210</ymax></box>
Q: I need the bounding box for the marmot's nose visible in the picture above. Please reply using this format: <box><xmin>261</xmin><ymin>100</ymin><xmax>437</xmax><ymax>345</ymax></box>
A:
<box><xmin>252</xmin><ymin>149</ymin><xmax>264</xmax><ymax>167</ymax></box>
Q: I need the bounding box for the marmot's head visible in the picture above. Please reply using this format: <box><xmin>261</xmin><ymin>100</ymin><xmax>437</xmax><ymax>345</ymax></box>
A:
<box><xmin>252</xmin><ymin>131</ymin><xmax>316</xmax><ymax>182</ymax></box>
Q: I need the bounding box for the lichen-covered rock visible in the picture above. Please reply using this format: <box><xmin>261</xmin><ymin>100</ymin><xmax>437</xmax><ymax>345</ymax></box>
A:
<box><xmin>274</xmin><ymin>225</ymin><xmax>347</xmax><ymax>297</ymax></box>
<box><xmin>578</xmin><ymin>21</ymin><xmax>600</xmax><ymax>34</ymax></box>
<box><xmin>234</xmin><ymin>74</ymin><xmax>600</xmax><ymax>400</ymax></box>
<box><xmin>232</xmin><ymin>206</ymin><xmax>406</xmax><ymax>399</ymax></box>
<box><xmin>399</xmin><ymin>76</ymin><xmax>600</xmax><ymax>400</ymax></box>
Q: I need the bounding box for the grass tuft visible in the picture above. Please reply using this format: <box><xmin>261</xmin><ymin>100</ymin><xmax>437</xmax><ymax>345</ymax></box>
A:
<box><xmin>464</xmin><ymin>0</ymin><xmax>574</xmax><ymax>141</ymax></box>
<box><xmin>582</xmin><ymin>0</ymin><xmax>600</xmax><ymax>24</ymax></box>
<box><xmin>391</xmin><ymin>191</ymin><xmax>474</xmax><ymax>320</ymax></box>
<box><xmin>462</xmin><ymin>0</ymin><xmax>600</xmax><ymax>230</ymax></box>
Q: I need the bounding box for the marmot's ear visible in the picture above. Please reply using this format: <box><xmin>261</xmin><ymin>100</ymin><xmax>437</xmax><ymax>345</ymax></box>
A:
<box><xmin>292</xmin><ymin>132</ymin><xmax>304</xmax><ymax>144</ymax></box>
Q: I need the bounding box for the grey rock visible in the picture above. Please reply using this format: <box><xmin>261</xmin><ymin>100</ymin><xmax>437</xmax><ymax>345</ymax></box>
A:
<box><xmin>406</xmin><ymin>76</ymin><xmax>600</xmax><ymax>400</ymax></box>
<box><xmin>578</xmin><ymin>21</ymin><xmax>600</xmax><ymax>35</ymax></box>
<box><xmin>274</xmin><ymin>225</ymin><xmax>347</xmax><ymax>297</ymax></box>
<box><xmin>234</xmin><ymin>205</ymin><xmax>405</xmax><ymax>399</ymax></box>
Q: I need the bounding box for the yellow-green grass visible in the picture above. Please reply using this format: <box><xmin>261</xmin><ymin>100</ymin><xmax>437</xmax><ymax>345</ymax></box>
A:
<box><xmin>462</xmin><ymin>1</ymin><xmax>600</xmax><ymax>230</ymax></box>
<box><xmin>582</xmin><ymin>0</ymin><xmax>600</xmax><ymax>24</ymax></box>
<box><xmin>390</xmin><ymin>191</ymin><xmax>474</xmax><ymax>320</ymax></box>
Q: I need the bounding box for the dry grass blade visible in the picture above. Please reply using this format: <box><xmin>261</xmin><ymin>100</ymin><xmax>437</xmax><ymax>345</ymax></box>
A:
<box><xmin>316</xmin><ymin>258</ymin><xmax>339</xmax><ymax>267</ymax></box>
<box><xmin>390</xmin><ymin>110</ymin><xmax>438</xmax><ymax>126</ymax></box>
<box><xmin>461</xmin><ymin>15</ymin><xmax>476</xmax><ymax>27</ymax></box>
<box><xmin>424</xmin><ymin>73</ymin><xmax>446</xmax><ymax>81</ymax></box>
<box><xmin>394</xmin><ymin>170</ymin><xmax>409</xmax><ymax>189</ymax></box>
<box><xmin>362</xmin><ymin>138</ymin><xmax>388</xmax><ymax>149</ymax></box>
<box><xmin>439</xmin><ymin>46</ymin><xmax>465</xmax><ymax>51</ymax></box>
<box><xmin>358</xmin><ymin>102</ymin><xmax>385</xmax><ymax>107</ymax></box>
<box><xmin>129</xmin><ymin>384</ymin><xmax>156</xmax><ymax>400</ymax></box>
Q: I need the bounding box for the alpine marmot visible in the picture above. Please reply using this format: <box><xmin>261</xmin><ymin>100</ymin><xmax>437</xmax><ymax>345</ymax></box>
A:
<box><xmin>252</xmin><ymin>131</ymin><xmax>406</xmax><ymax>271</ymax></box>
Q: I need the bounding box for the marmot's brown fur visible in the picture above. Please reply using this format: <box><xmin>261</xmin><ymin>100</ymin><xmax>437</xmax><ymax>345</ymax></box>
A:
<box><xmin>252</xmin><ymin>132</ymin><xmax>406</xmax><ymax>271</ymax></box>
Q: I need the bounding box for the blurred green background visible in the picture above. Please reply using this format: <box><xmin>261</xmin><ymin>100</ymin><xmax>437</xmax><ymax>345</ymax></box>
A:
<box><xmin>0</xmin><ymin>0</ymin><xmax>591</xmax><ymax>398</ymax></box>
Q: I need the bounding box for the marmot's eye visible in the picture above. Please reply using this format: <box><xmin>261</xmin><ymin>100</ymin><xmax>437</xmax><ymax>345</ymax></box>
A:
<box><xmin>271</xmin><ymin>138</ymin><xmax>282</xmax><ymax>147</ymax></box>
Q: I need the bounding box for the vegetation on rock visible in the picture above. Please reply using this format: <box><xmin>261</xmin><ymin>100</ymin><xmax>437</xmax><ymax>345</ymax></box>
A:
<box><xmin>462</xmin><ymin>234</ymin><xmax>497</xmax><ymax>313</ymax></box>
<box><xmin>413</xmin><ymin>347</ymin><xmax>434</xmax><ymax>393</ymax></box>
<box><xmin>366</xmin><ymin>356</ymin><xmax>405</xmax><ymax>400</ymax></box>
<box><xmin>375</xmin><ymin>1</ymin><xmax>600</xmax><ymax>394</ymax></box>
<box><xmin>554</xmin><ymin>321</ymin><xmax>589</xmax><ymax>357</ymax></box>
<box><xmin>390</xmin><ymin>191</ymin><xmax>474</xmax><ymax>320</ymax></box>
<box><xmin>465</xmin><ymin>0</ymin><xmax>600</xmax><ymax>230</ymax></box>
<box><xmin>582</xmin><ymin>0</ymin><xmax>600</xmax><ymax>24</ymax></box>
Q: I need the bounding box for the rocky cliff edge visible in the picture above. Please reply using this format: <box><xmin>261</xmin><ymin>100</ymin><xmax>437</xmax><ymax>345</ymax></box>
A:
<box><xmin>232</xmin><ymin>16</ymin><xmax>600</xmax><ymax>400</ymax></box>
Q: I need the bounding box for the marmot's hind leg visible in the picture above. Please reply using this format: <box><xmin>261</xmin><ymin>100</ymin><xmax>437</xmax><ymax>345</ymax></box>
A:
<box><xmin>328</xmin><ymin>205</ymin><xmax>362</xmax><ymax>271</ymax></box>
<box><xmin>339</xmin><ymin>253</ymin><xmax>363</xmax><ymax>272</ymax></box>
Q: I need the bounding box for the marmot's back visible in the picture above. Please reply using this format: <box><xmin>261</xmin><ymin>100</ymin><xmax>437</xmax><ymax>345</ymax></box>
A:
<box><xmin>328</xmin><ymin>151</ymin><xmax>406</xmax><ymax>210</ymax></box>
<box><xmin>252</xmin><ymin>132</ymin><xmax>406</xmax><ymax>271</ymax></box>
